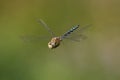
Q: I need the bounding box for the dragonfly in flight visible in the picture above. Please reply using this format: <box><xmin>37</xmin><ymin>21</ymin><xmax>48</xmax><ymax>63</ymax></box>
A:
<box><xmin>38</xmin><ymin>19</ymin><xmax>91</xmax><ymax>49</ymax></box>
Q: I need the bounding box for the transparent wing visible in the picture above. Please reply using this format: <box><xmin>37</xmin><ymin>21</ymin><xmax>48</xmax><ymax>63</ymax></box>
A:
<box><xmin>78</xmin><ymin>24</ymin><xmax>92</xmax><ymax>33</ymax></box>
<box><xmin>37</xmin><ymin>19</ymin><xmax>55</xmax><ymax>37</ymax></box>
<box><xmin>20</xmin><ymin>35</ymin><xmax>50</xmax><ymax>43</ymax></box>
<box><xmin>61</xmin><ymin>24</ymin><xmax>92</xmax><ymax>42</ymax></box>
<box><xmin>63</xmin><ymin>34</ymin><xmax>87</xmax><ymax>42</ymax></box>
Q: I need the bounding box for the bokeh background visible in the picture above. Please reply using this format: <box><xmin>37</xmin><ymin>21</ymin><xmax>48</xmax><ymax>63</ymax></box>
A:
<box><xmin>0</xmin><ymin>0</ymin><xmax>120</xmax><ymax>80</ymax></box>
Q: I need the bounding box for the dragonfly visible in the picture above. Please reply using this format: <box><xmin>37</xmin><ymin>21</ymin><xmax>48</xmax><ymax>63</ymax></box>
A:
<box><xmin>38</xmin><ymin>19</ymin><xmax>91</xmax><ymax>49</ymax></box>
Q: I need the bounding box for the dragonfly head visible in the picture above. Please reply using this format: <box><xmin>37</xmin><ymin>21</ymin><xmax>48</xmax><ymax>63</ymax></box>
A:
<box><xmin>48</xmin><ymin>42</ymin><xmax>55</xmax><ymax>49</ymax></box>
<box><xmin>48</xmin><ymin>37</ymin><xmax>61</xmax><ymax>49</ymax></box>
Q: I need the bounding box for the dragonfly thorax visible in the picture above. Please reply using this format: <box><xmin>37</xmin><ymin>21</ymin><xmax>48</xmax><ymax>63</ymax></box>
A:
<box><xmin>48</xmin><ymin>37</ymin><xmax>61</xmax><ymax>49</ymax></box>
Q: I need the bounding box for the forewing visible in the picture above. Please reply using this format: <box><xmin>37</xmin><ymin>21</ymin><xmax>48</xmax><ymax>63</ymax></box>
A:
<box><xmin>37</xmin><ymin>19</ymin><xmax>55</xmax><ymax>37</ymax></box>
<box><xmin>20</xmin><ymin>35</ymin><xmax>50</xmax><ymax>43</ymax></box>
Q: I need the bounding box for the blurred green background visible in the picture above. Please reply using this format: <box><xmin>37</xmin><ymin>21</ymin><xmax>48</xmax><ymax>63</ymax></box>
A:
<box><xmin>0</xmin><ymin>0</ymin><xmax>120</xmax><ymax>80</ymax></box>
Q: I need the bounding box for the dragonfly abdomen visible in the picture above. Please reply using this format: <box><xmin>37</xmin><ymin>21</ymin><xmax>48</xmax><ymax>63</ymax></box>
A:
<box><xmin>61</xmin><ymin>25</ymin><xmax>79</xmax><ymax>39</ymax></box>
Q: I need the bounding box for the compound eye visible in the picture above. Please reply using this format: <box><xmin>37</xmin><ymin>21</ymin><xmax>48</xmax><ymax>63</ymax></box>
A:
<box><xmin>48</xmin><ymin>43</ymin><xmax>53</xmax><ymax>49</ymax></box>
